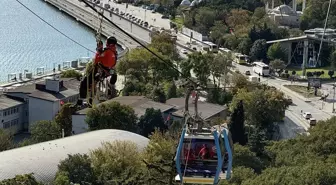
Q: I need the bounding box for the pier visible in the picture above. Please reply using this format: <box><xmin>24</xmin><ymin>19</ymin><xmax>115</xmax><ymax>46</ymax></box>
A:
<box><xmin>0</xmin><ymin>57</ymin><xmax>91</xmax><ymax>89</ymax></box>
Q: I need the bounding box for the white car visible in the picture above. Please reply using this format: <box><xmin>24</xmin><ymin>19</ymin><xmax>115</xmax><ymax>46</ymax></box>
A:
<box><xmin>302</xmin><ymin>112</ymin><xmax>312</xmax><ymax>119</ymax></box>
<box><xmin>309</xmin><ymin>118</ymin><xmax>317</xmax><ymax>126</ymax></box>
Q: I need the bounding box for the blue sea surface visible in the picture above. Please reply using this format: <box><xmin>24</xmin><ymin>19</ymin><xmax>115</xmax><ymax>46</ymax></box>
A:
<box><xmin>0</xmin><ymin>0</ymin><xmax>121</xmax><ymax>82</ymax></box>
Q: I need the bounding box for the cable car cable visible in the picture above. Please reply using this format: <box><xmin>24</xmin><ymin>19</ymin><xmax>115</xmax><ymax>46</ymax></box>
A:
<box><xmin>14</xmin><ymin>0</ymin><xmax>95</xmax><ymax>54</ymax></box>
<box><xmin>80</xmin><ymin>0</ymin><xmax>202</xmax><ymax>88</ymax></box>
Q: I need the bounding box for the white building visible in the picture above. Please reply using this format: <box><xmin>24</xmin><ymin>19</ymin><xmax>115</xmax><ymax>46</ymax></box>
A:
<box><xmin>4</xmin><ymin>77</ymin><xmax>80</xmax><ymax>132</ymax></box>
<box><xmin>0</xmin><ymin>96</ymin><xmax>24</xmax><ymax>134</ymax></box>
<box><xmin>0</xmin><ymin>129</ymin><xmax>149</xmax><ymax>184</ymax></box>
<box><xmin>267</xmin><ymin>4</ymin><xmax>302</xmax><ymax>28</ymax></box>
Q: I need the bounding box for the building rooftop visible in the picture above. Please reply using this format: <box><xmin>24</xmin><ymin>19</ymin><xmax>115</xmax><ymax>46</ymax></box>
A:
<box><xmin>5</xmin><ymin>78</ymin><xmax>80</xmax><ymax>102</ymax></box>
<box><xmin>0</xmin><ymin>129</ymin><xmax>149</xmax><ymax>184</ymax></box>
<box><xmin>0</xmin><ymin>96</ymin><xmax>23</xmax><ymax>110</ymax></box>
<box><xmin>268</xmin><ymin>5</ymin><xmax>297</xmax><ymax>16</ymax></box>
<box><xmin>166</xmin><ymin>98</ymin><xmax>227</xmax><ymax>120</ymax></box>
<box><xmin>76</xmin><ymin>96</ymin><xmax>175</xmax><ymax>117</ymax></box>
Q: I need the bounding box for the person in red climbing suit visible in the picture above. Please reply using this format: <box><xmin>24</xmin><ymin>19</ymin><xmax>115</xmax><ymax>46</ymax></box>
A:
<box><xmin>198</xmin><ymin>144</ymin><xmax>210</xmax><ymax>160</ymax></box>
<box><xmin>184</xmin><ymin>147</ymin><xmax>196</xmax><ymax>163</ymax></box>
<box><xmin>77</xmin><ymin>36</ymin><xmax>118</xmax><ymax>106</ymax></box>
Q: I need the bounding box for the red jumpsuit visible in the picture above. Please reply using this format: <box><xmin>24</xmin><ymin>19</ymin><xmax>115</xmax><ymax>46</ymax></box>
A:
<box><xmin>94</xmin><ymin>44</ymin><xmax>117</xmax><ymax>69</ymax></box>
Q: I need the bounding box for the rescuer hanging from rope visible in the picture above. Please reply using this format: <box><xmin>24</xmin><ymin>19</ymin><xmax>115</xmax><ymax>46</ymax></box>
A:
<box><xmin>77</xmin><ymin>36</ymin><xmax>118</xmax><ymax>107</ymax></box>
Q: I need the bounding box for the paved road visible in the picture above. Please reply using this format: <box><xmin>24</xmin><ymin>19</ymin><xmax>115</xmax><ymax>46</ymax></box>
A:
<box><xmin>74</xmin><ymin>0</ymin><xmax>205</xmax><ymax>50</ymax></box>
<box><xmin>100</xmin><ymin>0</ymin><xmax>171</xmax><ymax>29</ymax></box>
<box><xmin>233</xmin><ymin>63</ymin><xmax>333</xmax><ymax>138</ymax></box>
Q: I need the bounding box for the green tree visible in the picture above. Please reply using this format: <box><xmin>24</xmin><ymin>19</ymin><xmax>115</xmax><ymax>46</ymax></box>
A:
<box><xmin>238</xmin><ymin>37</ymin><xmax>253</xmax><ymax>55</ymax></box>
<box><xmin>232</xmin><ymin>144</ymin><xmax>264</xmax><ymax>173</ymax></box>
<box><xmin>226</xmin><ymin>9</ymin><xmax>251</xmax><ymax>33</ymax></box>
<box><xmin>229</xmin><ymin>100</ymin><xmax>247</xmax><ymax>145</ymax></box>
<box><xmin>248</xmin><ymin>127</ymin><xmax>267</xmax><ymax>156</ymax></box>
<box><xmin>29</xmin><ymin>120</ymin><xmax>61</xmax><ymax>143</ymax></box>
<box><xmin>142</xmin><ymin>131</ymin><xmax>178</xmax><ymax>185</ymax></box>
<box><xmin>55</xmin><ymin>103</ymin><xmax>75</xmax><ymax>137</ymax></box>
<box><xmin>54</xmin><ymin>154</ymin><xmax>96</xmax><ymax>185</ymax></box>
<box><xmin>249</xmin><ymin>39</ymin><xmax>267</xmax><ymax>61</ymax></box>
<box><xmin>221</xmin><ymin>167</ymin><xmax>257</xmax><ymax>185</ymax></box>
<box><xmin>269</xmin><ymin>59</ymin><xmax>286</xmax><ymax>74</ymax></box>
<box><xmin>0</xmin><ymin>174</ymin><xmax>42</xmax><ymax>185</ymax></box>
<box><xmin>210</xmin><ymin>53</ymin><xmax>232</xmax><ymax>88</ymax></box>
<box><xmin>150</xmin><ymin>86</ymin><xmax>167</xmax><ymax>103</ymax></box>
<box><xmin>244</xmin><ymin>162</ymin><xmax>336</xmax><ymax>185</ymax></box>
<box><xmin>150</xmin><ymin>31</ymin><xmax>179</xmax><ymax>60</ymax></box>
<box><xmin>0</xmin><ymin>129</ymin><xmax>12</xmax><ymax>152</ymax></box>
<box><xmin>90</xmin><ymin>141</ymin><xmax>145</xmax><ymax>184</ymax></box>
<box><xmin>179</xmin><ymin>58</ymin><xmax>194</xmax><ymax>79</ymax></box>
<box><xmin>210</xmin><ymin>21</ymin><xmax>227</xmax><ymax>45</ymax></box>
<box><xmin>231</xmin><ymin>88</ymin><xmax>289</xmax><ymax>130</ymax></box>
<box><xmin>194</xmin><ymin>7</ymin><xmax>217</xmax><ymax>34</ymax></box>
<box><xmin>138</xmin><ymin>108</ymin><xmax>167</xmax><ymax>137</ymax></box>
<box><xmin>166</xmin><ymin>82</ymin><xmax>178</xmax><ymax>99</ymax></box>
<box><xmin>122</xmin><ymin>79</ymin><xmax>147</xmax><ymax>96</ymax></box>
<box><xmin>330</xmin><ymin>50</ymin><xmax>336</xmax><ymax>70</ymax></box>
<box><xmin>267</xmin><ymin>42</ymin><xmax>287</xmax><ymax>61</ymax></box>
<box><xmin>206</xmin><ymin>88</ymin><xmax>233</xmax><ymax>105</ymax></box>
<box><xmin>61</xmin><ymin>69</ymin><xmax>82</xmax><ymax>79</ymax></box>
<box><xmin>188</xmin><ymin>52</ymin><xmax>211</xmax><ymax>86</ymax></box>
<box><xmin>116</xmin><ymin>47</ymin><xmax>155</xmax><ymax>83</ymax></box>
<box><xmin>231</xmin><ymin>73</ymin><xmax>252</xmax><ymax>94</ymax></box>
<box><xmin>117</xmin><ymin>47</ymin><xmax>177</xmax><ymax>85</ymax></box>
<box><xmin>86</xmin><ymin>101</ymin><xmax>138</xmax><ymax>132</ymax></box>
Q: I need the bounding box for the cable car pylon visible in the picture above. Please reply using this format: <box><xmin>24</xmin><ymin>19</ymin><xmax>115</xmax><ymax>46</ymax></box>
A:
<box><xmin>175</xmin><ymin>85</ymin><xmax>233</xmax><ymax>185</ymax></box>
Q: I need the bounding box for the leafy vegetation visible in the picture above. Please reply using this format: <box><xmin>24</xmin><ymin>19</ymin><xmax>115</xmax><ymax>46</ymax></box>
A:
<box><xmin>0</xmin><ymin>174</ymin><xmax>42</xmax><ymax>185</ymax></box>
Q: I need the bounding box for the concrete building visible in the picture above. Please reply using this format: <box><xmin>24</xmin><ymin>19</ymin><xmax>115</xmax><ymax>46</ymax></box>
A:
<box><xmin>0</xmin><ymin>96</ymin><xmax>24</xmax><ymax>134</ymax></box>
<box><xmin>267</xmin><ymin>4</ymin><xmax>302</xmax><ymax>28</ymax></box>
<box><xmin>267</xmin><ymin>28</ymin><xmax>336</xmax><ymax>67</ymax></box>
<box><xmin>72</xmin><ymin>96</ymin><xmax>175</xmax><ymax>134</ymax></box>
<box><xmin>165</xmin><ymin>98</ymin><xmax>228</xmax><ymax>122</ymax></box>
<box><xmin>4</xmin><ymin>77</ymin><xmax>80</xmax><ymax>131</ymax></box>
<box><xmin>0</xmin><ymin>129</ymin><xmax>149</xmax><ymax>184</ymax></box>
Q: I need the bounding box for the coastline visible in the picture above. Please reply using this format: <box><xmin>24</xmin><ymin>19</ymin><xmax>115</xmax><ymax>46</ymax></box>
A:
<box><xmin>1</xmin><ymin>0</ymin><xmax>133</xmax><ymax>89</ymax></box>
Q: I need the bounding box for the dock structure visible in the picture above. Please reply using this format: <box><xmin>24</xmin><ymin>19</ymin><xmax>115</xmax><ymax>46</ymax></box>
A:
<box><xmin>0</xmin><ymin>57</ymin><xmax>91</xmax><ymax>89</ymax></box>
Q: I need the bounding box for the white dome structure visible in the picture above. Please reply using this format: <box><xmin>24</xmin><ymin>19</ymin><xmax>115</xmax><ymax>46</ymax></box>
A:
<box><xmin>0</xmin><ymin>129</ymin><xmax>149</xmax><ymax>183</ymax></box>
<box><xmin>269</xmin><ymin>5</ymin><xmax>297</xmax><ymax>15</ymax></box>
<box><xmin>190</xmin><ymin>0</ymin><xmax>198</xmax><ymax>7</ymax></box>
<box><xmin>180</xmin><ymin>0</ymin><xmax>191</xmax><ymax>6</ymax></box>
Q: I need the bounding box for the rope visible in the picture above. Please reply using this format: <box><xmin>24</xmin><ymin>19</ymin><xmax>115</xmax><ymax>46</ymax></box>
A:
<box><xmin>181</xmin><ymin>115</ymin><xmax>193</xmax><ymax>185</ymax></box>
<box><xmin>181</xmin><ymin>90</ymin><xmax>199</xmax><ymax>185</ymax></box>
<box><xmin>316</xmin><ymin>0</ymin><xmax>333</xmax><ymax>66</ymax></box>
<box><xmin>86</xmin><ymin>7</ymin><xmax>107</xmax><ymax>108</ymax></box>
<box><xmin>14</xmin><ymin>0</ymin><xmax>95</xmax><ymax>54</ymax></box>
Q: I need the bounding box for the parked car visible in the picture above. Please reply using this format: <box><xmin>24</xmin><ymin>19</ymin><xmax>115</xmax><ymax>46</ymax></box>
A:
<box><xmin>302</xmin><ymin>112</ymin><xmax>312</xmax><ymax>119</ymax></box>
<box><xmin>161</xmin><ymin>15</ymin><xmax>169</xmax><ymax>19</ymax></box>
<box><xmin>144</xmin><ymin>22</ymin><xmax>149</xmax><ymax>27</ymax></box>
<box><xmin>104</xmin><ymin>4</ymin><xmax>111</xmax><ymax>9</ymax></box>
<box><xmin>245</xmin><ymin>70</ymin><xmax>251</xmax><ymax>75</ymax></box>
<box><xmin>182</xmin><ymin>49</ymin><xmax>188</xmax><ymax>54</ymax></box>
<box><xmin>287</xmin><ymin>97</ymin><xmax>293</xmax><ymax>104</ymax></box>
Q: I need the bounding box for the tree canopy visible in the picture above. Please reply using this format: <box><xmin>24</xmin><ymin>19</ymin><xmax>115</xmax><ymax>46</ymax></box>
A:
<box><xmin>0</xmin><ymin>174</ymin><xmax>42</xmax><ymax>185</ymax></box>
<box><xmin>0</xmin><ymin>129</ymin><xmax>12</xmax><ymax>152</ymax></box>
<box><xmin>85</xmin><ymin>101</ymin><xmax>138</xmax><ymax>132</ymax></box>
